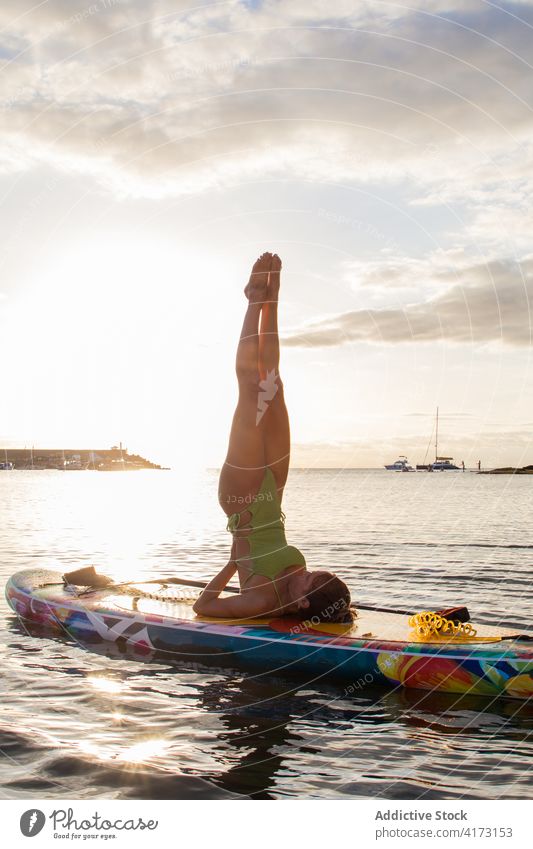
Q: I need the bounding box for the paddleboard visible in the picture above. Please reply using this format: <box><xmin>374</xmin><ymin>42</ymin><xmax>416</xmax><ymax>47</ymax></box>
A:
<box><xmin>5</xmin><ymin>569</ymin><xmax>533</xmax><ymax>701</ymax></box>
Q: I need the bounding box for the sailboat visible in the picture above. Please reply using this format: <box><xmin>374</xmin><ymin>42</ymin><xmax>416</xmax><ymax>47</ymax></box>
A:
<box><xmin>417</xmin><ymin>408</ymin><xmax>461</xmax><ymax>471</ymax></box>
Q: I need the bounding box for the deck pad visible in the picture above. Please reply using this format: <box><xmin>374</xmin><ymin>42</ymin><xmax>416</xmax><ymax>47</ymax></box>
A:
<box><xmin>109</xmin><ymin>589</ymin><xmax>514</xmax><ymax>644</ymax></box>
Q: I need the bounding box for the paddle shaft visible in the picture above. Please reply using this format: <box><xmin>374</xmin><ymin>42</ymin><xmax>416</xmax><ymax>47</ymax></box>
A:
<box><xmin>144</xmin><ymin>576</ymin><xmax>414</xmax><ymax>616</ymax></box>
<box><xmin>63</xmin><ymin>574</ymin><xmax>532</xmax><ymax>640</ymax></box>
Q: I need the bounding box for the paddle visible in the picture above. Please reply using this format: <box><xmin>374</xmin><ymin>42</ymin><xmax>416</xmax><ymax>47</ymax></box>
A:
<box><xmin>61</xmin><ymin>569</ymin><xmax>531</xmax><ymax>640</ymax></box>
<box><xmin>63</xmin><ymin>569</ymin><xmax>476</xmax><ymax>622</ymax></box>
<box><xmin>119</xmin><ymin>579</ymin><xmax>533</xmax><ymax>641</ymax></box>
<box><xmin>129</xmin><ymin>575</ymin><xmax>416</xmax><ymax>616</ymax></box>
<box><xmin>64</xmin><ymin>567</ymin><xmax>414</xmax><ymax>615</ymax></box>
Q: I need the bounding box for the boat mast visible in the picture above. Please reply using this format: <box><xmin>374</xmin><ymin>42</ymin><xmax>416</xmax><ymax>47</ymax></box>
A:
<box><xmin>435</xmin><ymin>407</ymin><xmax>439</xmax><ymax>462</ymax></box>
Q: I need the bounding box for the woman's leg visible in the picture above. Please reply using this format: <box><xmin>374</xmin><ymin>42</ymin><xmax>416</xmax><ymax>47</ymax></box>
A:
<box><xmin>218</xmin><ymin>254</ymin><xmax>270</xmax><ymax>513</ymax></box>
<box><xmin>257</xmin><ymin>254</ymin><xmax>290</xmax><ymax>498</ymax></box>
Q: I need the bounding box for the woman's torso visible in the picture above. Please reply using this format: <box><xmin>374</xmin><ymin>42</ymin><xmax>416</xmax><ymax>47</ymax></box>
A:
<box><xmin>224</xmin><ymin>467</ymin><xmax>306</xmax><ymax>599</ymax></box>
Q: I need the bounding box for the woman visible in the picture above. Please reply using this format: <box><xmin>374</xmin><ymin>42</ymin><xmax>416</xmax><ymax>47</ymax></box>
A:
<box><xmin>193</xmin><ymin>253</ymin><xmax>353</xmax><ymax>624</ymax></box>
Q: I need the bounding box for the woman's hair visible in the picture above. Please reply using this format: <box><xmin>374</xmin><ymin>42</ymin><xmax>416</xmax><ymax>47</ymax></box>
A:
<box><xmin>304</xmin><ymin>572</ymin><xmax>355</xmax><ymax>624</ymax></box>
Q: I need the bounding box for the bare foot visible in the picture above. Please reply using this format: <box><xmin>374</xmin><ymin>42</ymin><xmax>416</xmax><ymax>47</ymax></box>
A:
<box><xmin>268</xmin><ymin>254</ymin><xmax>282</xmax><ymax>300</ymax></box>
<box><xmin>244</xmin><ymin>252</ymin><xmax>271</xmax><ymax>303</ymax></box>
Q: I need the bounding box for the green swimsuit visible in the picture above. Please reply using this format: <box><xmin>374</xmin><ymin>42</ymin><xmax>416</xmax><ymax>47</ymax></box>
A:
<box><xmin>226</xmin><ymin>468</ymin><xmax>306</xmax><ymax>599</ymax></box>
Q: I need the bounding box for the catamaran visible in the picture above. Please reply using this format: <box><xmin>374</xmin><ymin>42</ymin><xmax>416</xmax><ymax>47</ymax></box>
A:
<box><xmin>432</xmin><ymin>456</ymin><xmax>460</xmax><ymax>471</ymax></box>
<box><xmin>417</xmin><ymin>408</ymin><xmax>461</xmax><ymax>471</ymax></box>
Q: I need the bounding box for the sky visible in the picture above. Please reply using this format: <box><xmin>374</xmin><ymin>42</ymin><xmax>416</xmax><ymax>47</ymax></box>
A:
<box><xmin>1</xmin><ymin>0</ymin><xmax>532</xmax><ymax>469</ymax></box>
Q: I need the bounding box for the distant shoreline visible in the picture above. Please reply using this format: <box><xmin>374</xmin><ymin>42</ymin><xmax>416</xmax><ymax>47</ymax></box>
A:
<box><xmin>206</xmin><ymin>465</ymin><xmax>533</xmax><ymax>474</ymax></box>
<box><xmin>0</xmin><ymin>447</ymin><xmax>168</xmax><ymax>471</ymax></box>
<box><xmin>2</xmin><ymin>457</ymin><xmax>530</xmax><ymax>473</ymax></box>
<box><xmin>479</xmin><ymin>465</ymin><xmax>533</xmax><ymax>475</ymax></box>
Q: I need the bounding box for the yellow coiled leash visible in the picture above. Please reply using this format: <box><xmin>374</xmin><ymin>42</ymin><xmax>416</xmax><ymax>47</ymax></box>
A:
<box><xmin>408</xmin><ymin>611</ymin><xmax>504</xmax><ymax>643</ymax></box>
<box><xmin>409</xmin><ymin>611</ymin><xmax>478</xmax><ymax>640</ymax></box>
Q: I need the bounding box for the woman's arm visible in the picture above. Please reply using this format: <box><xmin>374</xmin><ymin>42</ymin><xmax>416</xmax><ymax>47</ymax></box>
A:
<box><xmin>192</xmin><ymin>559</ymin><xmax>270</xmax><ymax>619</ymax></box>
<box><xmin>193</xmin><ymin>589</ymin><xmax>269</xmax><ymax>619</ymax></box>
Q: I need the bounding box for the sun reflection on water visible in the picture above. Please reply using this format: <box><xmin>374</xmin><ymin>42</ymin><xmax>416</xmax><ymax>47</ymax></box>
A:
<box><xmin>79</xmin><ymin>735</ymin><xmax>170</xmax><ymax>765</ymax></box>
<box><xmin>88</xmin><ymin>677</ymin><xmax>126</xmax><ymax>695</ymax></box>
<box><xmin>118</xmin><ymin>739</ymin><xmax>170</xmax><ymax>763</ymax></box>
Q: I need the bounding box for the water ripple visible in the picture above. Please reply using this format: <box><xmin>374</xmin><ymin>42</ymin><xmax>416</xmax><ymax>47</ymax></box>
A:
<box><xmin>1</xmin><ymin>469</ymin><xmax>532</xmax><ymax>799</ymax></box>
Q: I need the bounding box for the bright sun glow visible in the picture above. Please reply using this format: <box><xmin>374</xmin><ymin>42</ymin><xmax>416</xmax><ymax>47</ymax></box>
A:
<box><xmin>1</xmin><ymin>234</ymin><xmax>235</xmax><ymax>465</ymax></box>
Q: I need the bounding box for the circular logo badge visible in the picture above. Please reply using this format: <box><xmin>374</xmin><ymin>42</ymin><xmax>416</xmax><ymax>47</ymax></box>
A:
<box><xmin>20</xmin><ymin>810</ymin><xmax>46</xmax><ymax>837</ymax></box>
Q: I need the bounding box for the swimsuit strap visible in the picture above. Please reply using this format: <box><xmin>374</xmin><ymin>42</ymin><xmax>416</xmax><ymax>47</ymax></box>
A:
<box><xmin>226</xmin><ymin>508</ymin><xmax>285</xmax><ymax>534</ymax></box>
<box><xmin>241</xmin><ymin>572</ymin><xmax>284</xmax><ymax>609</ymax></box>
<box><xmin>226</xmin><ymin>512</ymin><xmax>242</xmax><ymax>533</ymax></box>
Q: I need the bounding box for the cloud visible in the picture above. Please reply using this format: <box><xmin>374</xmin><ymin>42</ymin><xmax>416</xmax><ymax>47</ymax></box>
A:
<box><xmin>340</xmin><ymin>247</ymin><xmax>473</xmax><ymax>291</ymax></box>
<box><xmin>404</xmin><ymin>411</ymin><xmax>476</xmax><ymax>417</ymax></box>
<box><xmin>291</xmin><ymin>425</ymin><xmax>533</xmax><ymax>467</ymax></box>
<box><xmin>284</xmin><ymin>255</ymin><xmax>533</xmax><ymax>346</ymax></box>
<box><xmin>1</xmin><ymin>0</ymin><xmax>533</xmax><ymax>208</ymax></box>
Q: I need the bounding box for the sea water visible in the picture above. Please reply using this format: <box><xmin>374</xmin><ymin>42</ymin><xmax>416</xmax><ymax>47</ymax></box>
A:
<box><xmin>0</xmin><ymin>468</ymin><xmax>531</xmax><ymax>799</ymax></box>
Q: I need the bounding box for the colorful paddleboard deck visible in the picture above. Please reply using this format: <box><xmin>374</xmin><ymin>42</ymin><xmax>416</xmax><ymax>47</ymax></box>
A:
<box><xmin>6</xmin><ymin>569</ymin><xmax>533</xmax><ymax>701</ymax></box>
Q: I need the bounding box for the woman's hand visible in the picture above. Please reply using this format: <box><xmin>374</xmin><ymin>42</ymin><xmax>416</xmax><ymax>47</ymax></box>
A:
<box><xmin>192</xmin><ymin>560</ymin><xmax>238</xmax><ymax>616</ymax></box>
